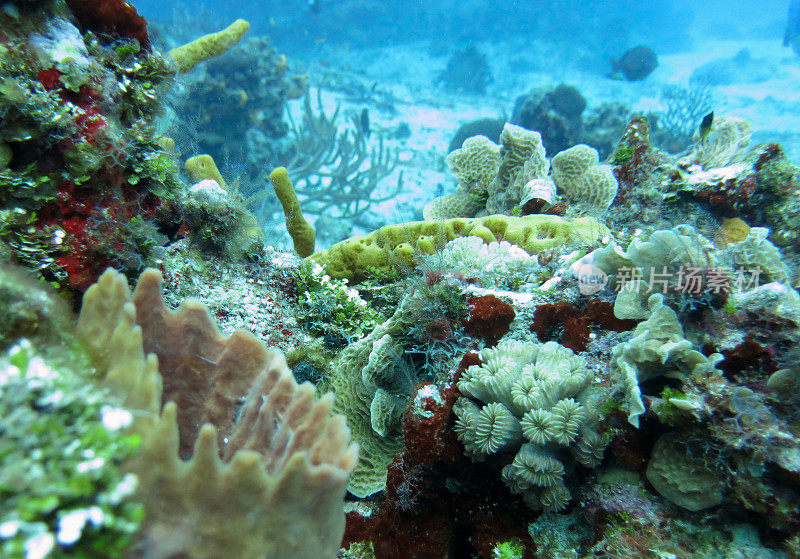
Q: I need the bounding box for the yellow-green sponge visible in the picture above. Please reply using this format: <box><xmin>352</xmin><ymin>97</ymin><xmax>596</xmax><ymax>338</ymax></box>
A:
<box><xmin>185</xmin><ymin>154</ymin><xmax>227</xmax><ymax>188</ymax></box>
<box><xmin>309</xmin><ymin>214</ymin><xmax>609</xmax><ymax>281</ymax></box>
<box><xmin>270</xmin><ymin>167</ymin><xmax>316</xmax><ymax>258</ymax></box>
<box><xmin>168</xmin><ymin>19</ymin><xmax>250</xmax><ymax>74</ymax></box>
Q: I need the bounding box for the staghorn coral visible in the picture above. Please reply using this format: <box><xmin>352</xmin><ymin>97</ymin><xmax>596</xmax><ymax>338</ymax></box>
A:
<box><xmin>309</xmin><ymin>214</ymin><xmax>609</xmax><ymax>282</ymax></box>
<box><xmin>77</xmin><ymin>268</ymin><xmax>357</xmax><ymax>558</ymax></box>
<box><xmin>452</xmin><ymin>339</ymin><xmax>606</xmax><ymax>511</ymax></box>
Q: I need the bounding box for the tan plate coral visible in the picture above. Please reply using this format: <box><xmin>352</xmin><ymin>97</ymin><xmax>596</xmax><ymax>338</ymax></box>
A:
<box><xmin>77</xmin><ymin>269</ymin><xmax>358</xmax><ymax>559</ymax></box>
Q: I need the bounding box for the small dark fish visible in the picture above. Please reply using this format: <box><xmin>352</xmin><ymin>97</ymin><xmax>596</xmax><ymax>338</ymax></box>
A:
<box><xmin>699</xmin><ymin>111</ymin><xmax>714</xmax><ymax>141</ymax></box>
<box><xmin>360</xmin><ymin>108</ymin><xmax>371</xmax><ymax>138</ymax></box>
<box><xmin>308</xmin><ymin>0</ymin><xmax>321</xmax><ymax>14</ymax></box>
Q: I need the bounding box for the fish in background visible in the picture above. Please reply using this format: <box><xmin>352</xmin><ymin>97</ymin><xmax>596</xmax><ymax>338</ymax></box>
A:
<box><xmin>785</xmin><ymin>0</ymin><xmax>800</xmax><ymax>54</ymax></box>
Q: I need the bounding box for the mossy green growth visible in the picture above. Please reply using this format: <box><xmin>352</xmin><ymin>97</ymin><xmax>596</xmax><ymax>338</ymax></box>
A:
<box><xmin>297</xmin><ymin>260</ymin><xmax>386</xmax><ymax>342</ymax></box>
<box><xmin>492</xmin><ymin>540</ymin><xmax>524</xmax><ymax>559</ymax></box>
<box><xmin>654</xmin><ymin>387</ymin><xmax>692</xmax><ymax>425</ymax></box>
<box><xmin>0</xmin><ymin>341</ymin><xmax>143</xmax><ymax>558</ymax></box>
<box><xmin>612</xmin><ymin>144</ymin><xmax>635</xmax><ymax>165</ymax></box>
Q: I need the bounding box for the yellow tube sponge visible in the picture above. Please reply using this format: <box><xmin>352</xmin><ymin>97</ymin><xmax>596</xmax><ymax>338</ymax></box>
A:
<box><xmin>270</xmin><ymin>167</ymin><xmax>316</xmax><ymax>258</ymax></box>
<box><xmin>309</xmin><ymin>214</ymin><xmax>609</xmax><ymax>281</ymax></box>
<box><xmin>185</xmin><ymin>154</ymin><xmax>228</xmax><ymax>189</ymax></box>
<box><xmin>168</xmin><ymin>19</ymin><xmax>250</xmax><ymax>74</ymax></box>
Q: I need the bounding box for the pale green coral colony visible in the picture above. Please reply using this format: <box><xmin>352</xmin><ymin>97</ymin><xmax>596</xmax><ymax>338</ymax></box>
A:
<box><xmin>453</xmin><ymin>340</ymin><xmax>606</xmax><ymax>511</ymax></box>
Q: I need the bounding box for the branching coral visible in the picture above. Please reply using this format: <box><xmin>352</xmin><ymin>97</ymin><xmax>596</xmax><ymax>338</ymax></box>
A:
<box><xmin>283</xmin><ymin>90</ymin><xmax>401</xmax><ymax>223</ymax></box>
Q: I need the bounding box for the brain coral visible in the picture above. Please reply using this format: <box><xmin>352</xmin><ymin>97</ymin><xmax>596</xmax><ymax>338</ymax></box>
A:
<box><xmin>550</xmin><ymin>144</ymin><xmax>599</xmax><ymax>195</ymax></box>
<box><xmin>453</xmin><ymin>339</ymin><xmax>607</xmax><ymax>511</ymax></box>
<box><xmin>424</xmin><ymin>123</ymin><xmax>550</xmax><ymax>219</ymax></box>
<box><xmin>550</xmin><ymin>145</ymin><xmax>618</xmax><ymax>210</ymax></box>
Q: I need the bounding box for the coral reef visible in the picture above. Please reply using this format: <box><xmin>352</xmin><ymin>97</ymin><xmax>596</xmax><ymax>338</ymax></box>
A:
<box><xmin>0</xmin><ymin>3</ymin><xmax>180</xmax><ymax>292</ymax></box>
<box><xmin>425</xmin><ymin>123</ymin><xmax>550</xmax><ymax>219</ymax></box>
<box><xmin>4</xmin><ymin>3</ymin><xmax>800</xmax><ymax>558</ymax></box>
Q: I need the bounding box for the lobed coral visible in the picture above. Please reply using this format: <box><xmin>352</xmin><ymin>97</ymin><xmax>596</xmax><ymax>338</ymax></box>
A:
<box><xmin>453</xmin><ymin>339</ymin><xmax>607</xmax><ymax>510</ymax></box>
<box><xmin>551</xmin><ymin>144</ymin><xmax>619</xmax><ymax>210</ymax></box>
<box><xmin>610</xmin><ymin>293</ymin><xmax>723</xmax><ymax>427</ymax></box>
<box><xmin>726</xmin><ymin>226</ymin><xmax>791</xmax><ymax>284</ymax></box>
<box><xmin>688</xmin><ymin>115</ymin><xmax>752</xmax><ymax>169</ymax></box>
<box><xmin>424</xmin><ymin>123</ymin><xmax>550</xmax><ymax>219</ymax></box>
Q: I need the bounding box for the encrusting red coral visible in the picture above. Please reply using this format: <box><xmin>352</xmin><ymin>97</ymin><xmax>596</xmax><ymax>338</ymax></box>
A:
<box><xmin>531</xmin><ymin>299</ymin><xmax>638</xmax><ymax>352</ymax></box>
<box><xmin>462</xmin><ymin>294</ymin><xmax>515</xmax><ymax>347</ymax></box>
<box><xmin>718</xmin><ymin>337</ymin><xmax>779</xmax><ymax>382</ymax></box>
<box><xmin>65</xmin><ymin>0</ymin><xmax>150</xmax><ymax>50</ymax></box>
